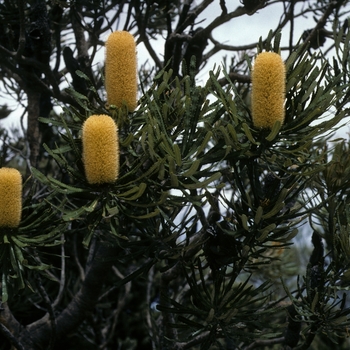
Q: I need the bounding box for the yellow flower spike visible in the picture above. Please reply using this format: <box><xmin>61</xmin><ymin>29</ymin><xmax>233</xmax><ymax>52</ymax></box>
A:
<box><xmin>105</xmin><ymin>31</ymin><xmax>137</xmax><ymax>111</ymax></box>
<box><xmin>0</xmin><ymin>168</ymin><xmax>22</xmax><ymax>228</ymax></box>
<box><xmin>251</xmin><ymin>52</ymin><xmax>286</xmax><ymax>129</ymax></box>
<box><xmin>82</xmin><ymin>115</ymin><xmax>119</xmax><ymax>184</ymax></box>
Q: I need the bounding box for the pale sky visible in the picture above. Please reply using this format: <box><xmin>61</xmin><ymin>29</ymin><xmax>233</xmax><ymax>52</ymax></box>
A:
<box><xmin>0</xmin><ymin>1</ymin><xmax>349</xmax><ymax>136</ymax></box>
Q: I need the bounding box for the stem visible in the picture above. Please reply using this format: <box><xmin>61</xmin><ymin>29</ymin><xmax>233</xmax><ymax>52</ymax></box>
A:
<box><xmin>22</xmin><ymin>241</ymin><xmax>119</xmax><ymax>349</ymax></box>
<box><xmin>0</xmin><ymin>322</ymin><xmax>26</xmax><ymax>350</ymax></box>
<box><xmin>26</xmin><ymin>89</ymin><xmax>42</xmax><ymax>170</ymax></box>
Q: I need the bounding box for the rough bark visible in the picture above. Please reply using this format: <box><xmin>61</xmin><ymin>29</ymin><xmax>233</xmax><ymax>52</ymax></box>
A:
<box><xmin>26</xmin><ymin>89</ymin><xmax>42</xmax><ymax>170</ymax></box>
<box><xmin>3</xmin><ymin>241</ymin><xmax>120</xmax><ymax>350</ymax></box>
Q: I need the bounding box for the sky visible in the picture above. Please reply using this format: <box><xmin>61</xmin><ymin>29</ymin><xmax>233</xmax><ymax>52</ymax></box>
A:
<box><xmin>0</xmin><ymin>1</ymin><xmax>349</xmax><ymax>136</ymax></box>
<box><xmin>1</xmin><ymin>0</ymin><xmax>349</xmax><ymax>257</ymax></box>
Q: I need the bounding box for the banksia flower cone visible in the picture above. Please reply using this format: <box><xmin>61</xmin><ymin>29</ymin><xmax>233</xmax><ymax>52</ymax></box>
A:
<box><xmin>251</xmin><ymin>52</ymin><xmax>286</xmax><ymax>129</ymax></box>
<box><xmin>105</xmin><ymin>31</ymin><xmax>137</xmax><ymax>111</ymax></box>
<box><xmin>0</xmin><ymin>168</ymin><xmax>22</xmax><ymax>228</ymax></box>
<box><xmin>82</xmin><ymin>115</ymin><xmax>119</xmax><ymax>184</ymax></box>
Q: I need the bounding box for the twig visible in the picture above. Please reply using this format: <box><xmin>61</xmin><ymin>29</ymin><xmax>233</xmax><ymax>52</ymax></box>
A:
<box><xmin>173</xmin><ymin>331</ymin><xmax>211</xmax><ymax>350</ymax></box>
<box><xmin>138</xmin><ymin>32</ymin><xmax>163</xmax><ymax>69</ymax></box>
<box><xmin>0</xmin><ymin>323</ymin><xmax>26</xmax><ymax>350</ymax></box>
<box><xmin>243</xmin><ymin>336</ymin><xmax>285</xmax><ymax>350</ymax></box>
<box><xmin>97</xmin><ymin>266</ymin><xmax>124</xmax><ymax>302</ymax></box>
<box><xmin>73</xmin><ymin>233</ymin><xmax>85</xmax><ymax>281</ymax></box>
<box><xmin>35</xmin><ymin>274</ymin><xmax>57</xmax><ymax>350</ymax></box>
<box><xmin>99</xmin><ymin>272</ymin><xmax>131</xmax><ymax>349</ymax></box>
<box><xmin>219</xmin><ymin>0</ymin><xmax>227</xmax><ymax>15</ymax></box>
<box><xmin>159</xmin><ymin>262</ymin><xmax>181</xmax><ymax>347</ymax></box>
<box><xmin>26</xmin><ymin>89</ymin><xmax>42</xmax><ymax>168</ymax></box>
<box><xmin>217</xmin><ymin>71</ymin><xmax>251</xmax><ymax>86</ymax></box>
<box><xmin>111</xmin><ymin>265</ymin><xmax>124</xmax><ymax>279</ymax></box>
<box><xmin>201</xmin><ymin>5</ymin><xmax>247</xmax><ymax>38</ymax></box>
<box><xmin>288</xmin><ymin>1</ymin><xmax>295</xmax><ymax>55</ymax></box>
<box><xmin>70</xmin><ymin>3</ymin><xmax>89</xmax><ymax>61</ymax></box>
<box><xmin>145</xmin><ymin>266</ymin><xmax>157</xmax><ymax>348</ymax></box>
<box><xmin>0</xmin><ymin>302</ymin><xmax>26</xmax><ymax>348</ymax></box>
<box><xmin>177</xmin><ymin>0</ymin><xmax>214</xmax><ymax>33</ymax></box>
<box><xmin>17</xmin><ymin>106</ymin><xmax>33</xmax><ymax>173</ymax></box>
<box><xmin>294</xmin><ymin>331</ymin><xmax>316</xmax><ymax>350</ymax></box>
<box><xmin>25</xmin><ymin>241</ymin><xmax>119</xmax><ymax>349</ymax></box>
<box><xmin>53</xmin><ymin>234</ymin><xmax>66</xmax><ymax>308</ymax></box>
<box><xmin>16</xmin><ymin>0</ymin><xmax>26</xmax><ymax>58</ymax></box>
<box><xmin>205</xmin><ymin>35</ymin><xmax>257</xmax><ymax>57</ymax></box>
<box><xmin>300</xmin><ymin>1</ymin><xmax>338</xmax><ymax>53</ymax></box>
<box><xmin>29</xmin><ymin>248</ymin><xmax>60</xmax><ymax>284</ymax></box>
<box><xmin>85</xmin><ymin>234</ymin><xmax>97</xmax><ymax>271</ymax></box>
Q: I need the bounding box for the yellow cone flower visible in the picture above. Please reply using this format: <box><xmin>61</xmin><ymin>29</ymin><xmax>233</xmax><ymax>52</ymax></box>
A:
<box><xmin>0</xmin><ymin>168</ymin><xmax>22</xmax><ymax>228</ymax></box>
<box><xmin>251</xmin><ymin>52</ymin><xmax>286</xmax><ymax>129</ymax></box>
<box><xmin>105</xmin><ymin>31</ymin><xmax>137</xmax><ymax>111</ymax></box>
<box><xmin>82</xmin><ymin>115</ymin><xmax>119</xmax><ymax>184</ymax></box>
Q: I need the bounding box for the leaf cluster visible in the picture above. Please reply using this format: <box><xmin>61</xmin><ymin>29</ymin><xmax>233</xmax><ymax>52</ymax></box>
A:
<box><xmin>2</xmin><ymin>26</ymin><xmax>350</xmax><ymax>349</ymax></box>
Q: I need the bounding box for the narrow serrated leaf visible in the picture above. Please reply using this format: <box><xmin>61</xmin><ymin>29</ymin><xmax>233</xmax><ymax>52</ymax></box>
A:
<box><xmin>265</xmin><ymin>120</ymin><xmax>282</xmax><ymax>141</ymax></box>
<box><xmin>182</xmin><ymin>160</ymin><xmax>201</xmax><ymax>177</ymax></box>
<box><xmin>181</xmin><ymin>172</ymin><xmax>221</xmax><ymax>190</ymax></box>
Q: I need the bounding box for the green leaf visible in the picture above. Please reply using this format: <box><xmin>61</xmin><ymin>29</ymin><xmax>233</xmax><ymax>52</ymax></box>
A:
<box><xmin>265</xmin><ymin>120</ymin><xmax>282</xmax><ymax>141</ymax></box>
<box><xmin>113</xmin><ymin>259</ymin><xmax>155</xmax><ymax>288</ymax></box>
<box><xmin>180</xmin><ymin>172</ymin><xmax>221</xmax><ymax>190</ymax></box>
<box><xmin>242</xmin><ymin>123</ymin><xmax>259</xmax><ymax>145</ymax></box>
<box><xmin>128</xmin><ymin>208</ymin><xmax>160</xmax><ymax>219</ymax></box>
<box><xmin>182</xmin><ymin>160</ymin><xmax>201</xmax><ymax>177</ymax></box>
<box><xmin>117</xmin><ymin>183</ymin><xmax>147</xmax><ymax>201</ymax></box>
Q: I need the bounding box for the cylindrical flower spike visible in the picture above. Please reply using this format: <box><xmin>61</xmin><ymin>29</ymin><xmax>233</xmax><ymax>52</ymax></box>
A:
<box><xmin>0</xmin><ymin>168</ymin><xmax>22</xmax><ymax>228</ymax></box>
<box><xmin>105</xmin><ymin>31</ymin><xmax>137</xmax><ymax>111</ymax></box>
<box><xmin>82</xmin><ymin>115</ymin><xmax>120</xmax><ymax>184</ymax></box>
<box><xmin>251</xmin><ymin>52</ymin><xmax>286</xmax><ymax>129</ymax></box>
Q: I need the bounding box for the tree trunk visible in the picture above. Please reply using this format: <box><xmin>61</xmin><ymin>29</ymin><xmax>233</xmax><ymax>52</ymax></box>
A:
<box><xmin>7</xmin><ymin>241</ymin><xmax>119</xmax><ymax>350</ymax></box>
<box><xmin>26</xmin><ymin>89</ymin><xmax>42</xmax><ymax>170</ymax></box>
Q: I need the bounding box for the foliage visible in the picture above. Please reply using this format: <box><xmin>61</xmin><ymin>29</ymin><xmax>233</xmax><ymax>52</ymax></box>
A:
<box><xmin>1</xmin><ymin>1</ymin><xmax>350</xmax><ymax>350</ymax></box>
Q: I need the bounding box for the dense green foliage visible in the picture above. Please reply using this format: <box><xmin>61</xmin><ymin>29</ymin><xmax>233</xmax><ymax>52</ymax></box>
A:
<box><xmin>1</xmin><ymin>1</ymin><xmax>350</xmax><ymax>349</ymax></box>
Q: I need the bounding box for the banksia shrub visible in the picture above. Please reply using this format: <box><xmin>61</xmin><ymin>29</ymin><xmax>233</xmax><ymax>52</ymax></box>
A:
<box><xmin>105</xmin><ymin>31</ymin><xmax>137</xmax><ymax>111</ymax></box>
<box><xmin>0</xmin><ymin>168</ymin><xmax>22</xmax><ymax>228</ymax></box>
<box><xmin>251</xmin><ymin>52</ymin><xmax>286</xmax><ymax>129</ymax></box>
<box><xmin>82</xmin><ymin>115</ymin><xmax>119</xmax><ymax>184</ymax></box>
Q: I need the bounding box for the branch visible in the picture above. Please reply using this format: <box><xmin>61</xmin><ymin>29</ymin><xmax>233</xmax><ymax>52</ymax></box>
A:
<box><xmin>217</xmin><ymin>72</ymin><xmax>251</xmax><ymax>86</ymax></box>
<box><xmin>173</xmin><ymin>331</ymin><xmax>210</xmax><ymax>349</ymax></box>
<box><xmin>145</xmin><ymin>266</ymin><xmax>157</xmax><ymax>348</ymax></box>
<box><xmin>202</xmin><ymin>0</ymin><xmax>295</xmax><ymax>63</ymax></box>
<box><xmin>207</xmin><ymin>35</ymin><xmax>257</xmax><ymax>53</ymax></box>
<box><xmin>201</xmin><ymin>5</ymin><xmax>247</xmax><ymax>38</ymax></box>
<box><xmin>26</xmin><ymin>89</ymin><xmax>41</xmax><ymax>169</ymax></box>
<box><xmin>243</xmin><ymin>336</ymin><xmax>285</xmax><ymax>350</ymax></box>
<box><xmin>70</xmin><ymin>4</ymin><xmax>89</xmax><ymax>61</ymax></box>
<box><xmin>294</xmin><ymin>328</ymin><xmax>317</xmax><ymax>350</ymax></box>
<box><xmin>159</xmin><ymin>262</ymin><xmax>180</xmax><ymax>347</ymax></box>
<box><xmin>288</xmin><ymin>1</ymin><xmax>296</xmax><ymax>55</ymax></box>
<box><xmin>16</xmin><ymin>0</ymin><xmax>26</xmax><ymax>58</ymax></box>
<box><xmin>0</xmin><ymin>43</ymin><xmax>50</xmax><ymax>72</ymax></box>
<box><xmin>99</xmin><ymin>266</ymin><xmax>132</xmax><ymax>349</ymax></box>
<box><xmin>52</xmin><ymin>235</ymin><xmax>66</xmax><ymax>308</ymax></box>
<box><xmin>134</xmin><ymin>1</ymin><xmax>164</xmax><ymax>69</ymax></box>
<box><xmin>0</xmin><ymin>44</ymin><xmax>79</xmax><ymax>109</ymax></box>
<box><xmin>137</xmin><ymin>32</ymin><xmax>163</xmax><ymax>69</ymax></box>
<box><xmin>177</xmin><ymin>0</ymin><xmax>215</xmax><ymax>33</ymax></box>
<box><xmin>203</xmin><ymin>37</ymin><xmax>255</xmax><ymax>66</ymax></box>
<box><xmin>0</xmin><ymin>323</ymin><xmax>26</xmax><ymax>350</ymax></box>
<box><xmin>35</xmin><ymin>274</ymin><xmax>56</xmax><ymax>350</ymax></box>
<box><xmin>219</xmin><ymin>0</ymin><xmax>228</xmax><ymax>15</ymax></box>
<box><xmin>23</xmin><ymin>240</ymin><xmax>119</xmax><ymax>349</ymax></box>
<box><xmin>0</xmin><ymin>302</ymin><xmax>21</xmax><ymax>338</ymax></box>
<box><xmin>73</xmin><ymin>232</ymin><xmax>85</xmax><ymax>281</ymax></box>
<box><xmin>300</xmin><ymin>1</ymin><xmax>339</xmax><ymax>53</ymax></box>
